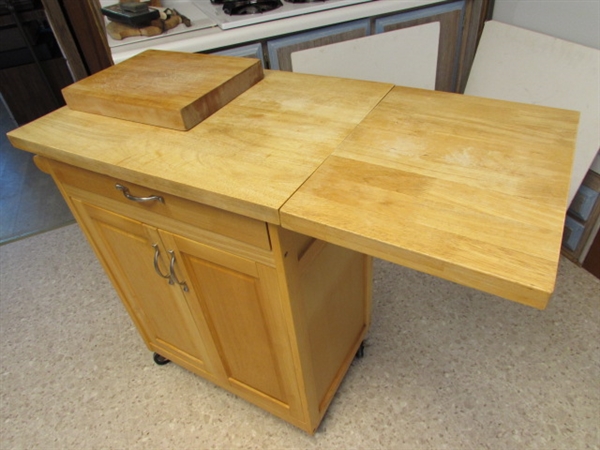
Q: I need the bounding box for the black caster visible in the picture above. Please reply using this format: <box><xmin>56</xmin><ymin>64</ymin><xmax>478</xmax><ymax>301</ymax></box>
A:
<box><xmin>153</xmin><ymin>352</ymin><xmax>171</xmax><ymax>365</ymax></box>
<box><xmin>355</xmin><ymin>341</ymin><xmax>365</xmax><ymax>359</ymax></box>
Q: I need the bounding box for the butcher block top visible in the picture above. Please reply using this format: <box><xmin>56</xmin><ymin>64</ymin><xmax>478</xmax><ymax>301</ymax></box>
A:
<box><xmin>7</xmin><ymin>69</ymin><xmax>578</xmax><ymax>309</ymax></box>
<box><xmin>9</xmin><ymin>70</ymin><xmax>393</xmax><ymax>224</ymax></box>
<box><xmin>280</xmin><ymin>86</ymin><xmax>579</xmax><ymax>309</ymax></box>
<box><xmin>61</xmin><ymin>50</ymin><xmax>264</xmax><ymax>130</ymax></box>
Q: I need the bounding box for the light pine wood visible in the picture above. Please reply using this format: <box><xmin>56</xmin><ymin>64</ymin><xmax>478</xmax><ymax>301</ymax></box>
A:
<box><xmin>69</xmin><ymin>196</ymin><xmax>309</xmax><ymax>428</ymax></box>
<box><xmin>8</xmin><ymin>71</ymin><xmax>393</xmax><ymax>223</ymax></box>
<box><xmin>299</xmin><ymin>242</ymin><xmax>370</xmax><ymax>413</ymax></box>
<box><xmin>172</xmin><ymin>237</ymin><xmax>274</xmax><ymax>401</ymax></box>
<box><xmin>465</xmin><ymin>20</ymin><xmax>600</xmax><ymax>206</ymax></box>
<box><xmin>268</xmin><ymin>226</ymin><xmax>372</xmax><ymax>432</ymax></box>
<box><xmin>37</xmin><ymin>156</ymin><xmax>371</xmax><ymax>433</ymax></box>
<box><xmin>61</xmin><ymin>50</ymin><xmax>264</xmax><ymax>130</ymax></box>
<box><xmin>8</xmin><ymin>65</ymin><xmax>578</xmax><ymax>431</ymax></box>
<box><xmin>69</xmin><ymin>199</ymin><xmax>225</xmax><ymax>382</ymax></box>
<box><xmin>280</xmin><ymin>86</ymin><xmax>579</xmax><ymax>309</ymax></box>
<box><xmin>44</xmin><ymin>159</ymin><xmax>309</xmax><ymax>429</ymax></box>
<box><xmin>47</xmin><ymin>160</ymin><xmax>272</xmax><ymax>251</ymax></box>
<box><xmin>159</xmin><ymin>231</ymin><xmax>308</xmax><ymax>429</ymax></box>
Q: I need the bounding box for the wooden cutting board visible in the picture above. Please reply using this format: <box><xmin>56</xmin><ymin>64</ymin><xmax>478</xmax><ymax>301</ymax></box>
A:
<box><xmin>61</xmin><ymin>50</ymin><xmax>264</xmax><ymax>130</ymax></box>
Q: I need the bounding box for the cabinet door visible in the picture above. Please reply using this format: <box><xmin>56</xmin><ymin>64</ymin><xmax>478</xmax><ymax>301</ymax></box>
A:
<box><xmin>70</xmin><ymin>199</ymin><xmax>223</xmax><ymax>381</ymax></box>
<box><xmin>268</xmin><ymin>19</ymin><xmax>370</xmax><ymax>71</ymax></box>
<box><xmin>374</xmin><ymin>1</ymin><xmax>465</xmax><ymax>92</ymax></box>
<box><xmin>210</xmin><ymin>43</ymin><xmax>266</xmax><ymax>68</ymax></box>
<box><xmin>162</xmin><ymin>231</ymin><xmax>305</xmax><ymax>423</ymax></box>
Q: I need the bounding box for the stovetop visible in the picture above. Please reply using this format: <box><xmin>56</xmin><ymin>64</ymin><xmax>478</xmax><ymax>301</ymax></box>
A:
<box><xmin>196</xmin><ymin>0</ymin><xmax>373</xmax><ymax>30</ymax></box>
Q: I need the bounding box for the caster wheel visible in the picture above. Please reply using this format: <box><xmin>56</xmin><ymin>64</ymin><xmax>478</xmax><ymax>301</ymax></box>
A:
<box><xmin>355</xmin><ymin>341</ymin><xmax>365</xmax><ymax>359</ymax></box>
<box><xmin>153</xmin><ymin>352</ymin><xmax>171</xmax><ymax>365</ymax></box>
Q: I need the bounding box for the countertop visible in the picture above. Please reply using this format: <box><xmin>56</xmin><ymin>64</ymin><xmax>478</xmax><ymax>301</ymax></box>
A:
<box><xmin>106</xmin><ymin>0</ymin><xmax>438</xmax><ymax>63</ymax></box>
<box><xmin>7</xmin><ymin>69</ymin><xmax>578</xmax><ymax>308</ymax></box>
<box><xmin>7</xmin><ymin>71</ymin><xmax>393</xmax><ymax>224</ymax></box>
<box><xmin>281</xmin><ymin>86</ymin><xmax>578</xmax><ymax>308</ymax></box>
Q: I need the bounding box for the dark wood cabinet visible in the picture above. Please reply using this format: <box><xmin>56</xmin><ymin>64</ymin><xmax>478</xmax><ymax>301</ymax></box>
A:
<box><xmin>57</xmin><ymin>0</ymin><xmax>112</xmax><ymax>75</ymax></box>
<box><xmin>0</xmin><ymin>0</ymin><xmax>70</xmax><ymax>124</ymax></box>
<box><xmin>582</xmin><ymin>226</ymin><xmax>600</xmax><ymax>279</ymax></box>
<box><xmin>0</xmin><ymin>0</ymin><xmax>111</xmax><ymax>125</ymax></box>
<box><xmin>0</xmin><ymin>57</ymin><xmax>71</xmax><ymax>124</ymax></box>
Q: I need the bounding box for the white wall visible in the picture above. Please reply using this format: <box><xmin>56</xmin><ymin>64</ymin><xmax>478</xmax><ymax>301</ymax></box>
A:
<box><xmin>493</xmin><ymin>0</ymin><xmax>600</xmax><ymax>173</ymax></box>
<box><xmin>492</xmin><ymin>0</ymin><xmax>600</xmax><ymax>49</ymax></box>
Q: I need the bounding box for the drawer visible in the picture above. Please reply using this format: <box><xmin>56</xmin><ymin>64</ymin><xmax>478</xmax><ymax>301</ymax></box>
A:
<box><xmin>46</xmin><ymin>160</ymin><xmax>272</xmax><ymax>251</ymax></box>
<box><xmin>563</xmin><ymin>216</ymin><xmax>584</xmax><ymax>252</ymax></box>
<box><xmin>568</xmin><ymin>185</ymin><xmax>599</xmax><ymax>222</ymax></box>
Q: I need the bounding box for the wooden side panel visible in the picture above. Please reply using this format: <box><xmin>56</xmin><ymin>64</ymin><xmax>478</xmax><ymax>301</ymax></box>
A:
<box><xmin>269</xmin><ymin>226</ymin><xmax>372</xmax><ymax>432</ymax></box>
<box><xmin>299</xmin><ymin>241</ymin><xmax>370</xmax><ymax>412</ymax></box>
<box><xmin>41</xmin><ymin>0</ymin><xmax>88</xmax><ymax>81</ymax></box>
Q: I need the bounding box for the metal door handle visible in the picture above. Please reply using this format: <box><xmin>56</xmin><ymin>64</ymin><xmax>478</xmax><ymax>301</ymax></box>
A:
<box><xmin>168</xmin><ymin>250</ymin><xmax>189</xmax><ymax>292</ymax></box>
<box><xmin>152</xmin><ymin>244</ymin><xmax>172</xmax><ymax>283</ymax></box>
<box><xmin>116</xmin><ymin>184</ymin><xmax>164</xmax><ymax>203</ymax></box>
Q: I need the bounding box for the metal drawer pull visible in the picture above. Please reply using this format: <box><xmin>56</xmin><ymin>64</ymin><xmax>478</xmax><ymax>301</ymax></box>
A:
<box><xmin>152</xmin><ymin>244</ymin><xmax>172</xmax><ymax>282</ymax></box>
<box><xmin>168</xmin><ymin>250</ymin><xmax>189</xmax><ymax>292</ymax></box>
<box><xmin>115</xmin><ymin>184</ymin><xmax>164</xmax><ymax>203</ymax></box>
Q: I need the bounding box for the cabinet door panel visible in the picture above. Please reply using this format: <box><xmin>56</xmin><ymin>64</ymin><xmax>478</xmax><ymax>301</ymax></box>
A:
<box><xmin>70</xmin><ymin>199</ymin><xmax>219</xmax><ymax>376</ymax></box>
<box><xmin>375</xmin><ymin>1</ymin><xmax>464</xmax><ymax>92</ymax></box>
<box><xmin>169</xmin><ymin>233</ymin><xmax>290</xmax><ymax>403</ymax></box>
<box><xmin>268</xmin><ymin>20</ymin><xmax>370</xmax><ymax>71</ymax></box>
<box><xmin>210</xmin><ymin>43</ymin><xmax>266</xmax><ymax>68</ymax></box>
<box><xmin>299</xmin><ymin>243</ymin><xmax>367</xmax><ymax>410</ymax></box>
<box><xmin>192</xmin><ymin>258</ymin><xmax>286</xmax><ymax>401</ymax></box>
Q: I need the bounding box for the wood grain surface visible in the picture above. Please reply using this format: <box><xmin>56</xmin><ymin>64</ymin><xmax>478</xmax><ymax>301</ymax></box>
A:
<box><xmin>280</xmin><ymin>86</ymin><xmax>579</xmax><ymax>308</ymax></box>
<box><xmin>61</xmin><ymin>50</ymin><xmax>264</xmax><ymax>130</ymax></box>
<box><xmin>9</xmin><ymin>70</ymin><xmax>393</xmax><ymax>223</ymax></box>
<box><xmin>7</xmin><ymin>66</ymin><xmax>578</xmax><ymax>307</ymax></box>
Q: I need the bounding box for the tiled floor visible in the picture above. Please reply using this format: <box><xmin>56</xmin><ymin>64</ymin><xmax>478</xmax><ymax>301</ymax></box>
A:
<box><xmin>0</xmin><ymin>100</ymin><xmax>74</xmax><ymax>245</ymax></box>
